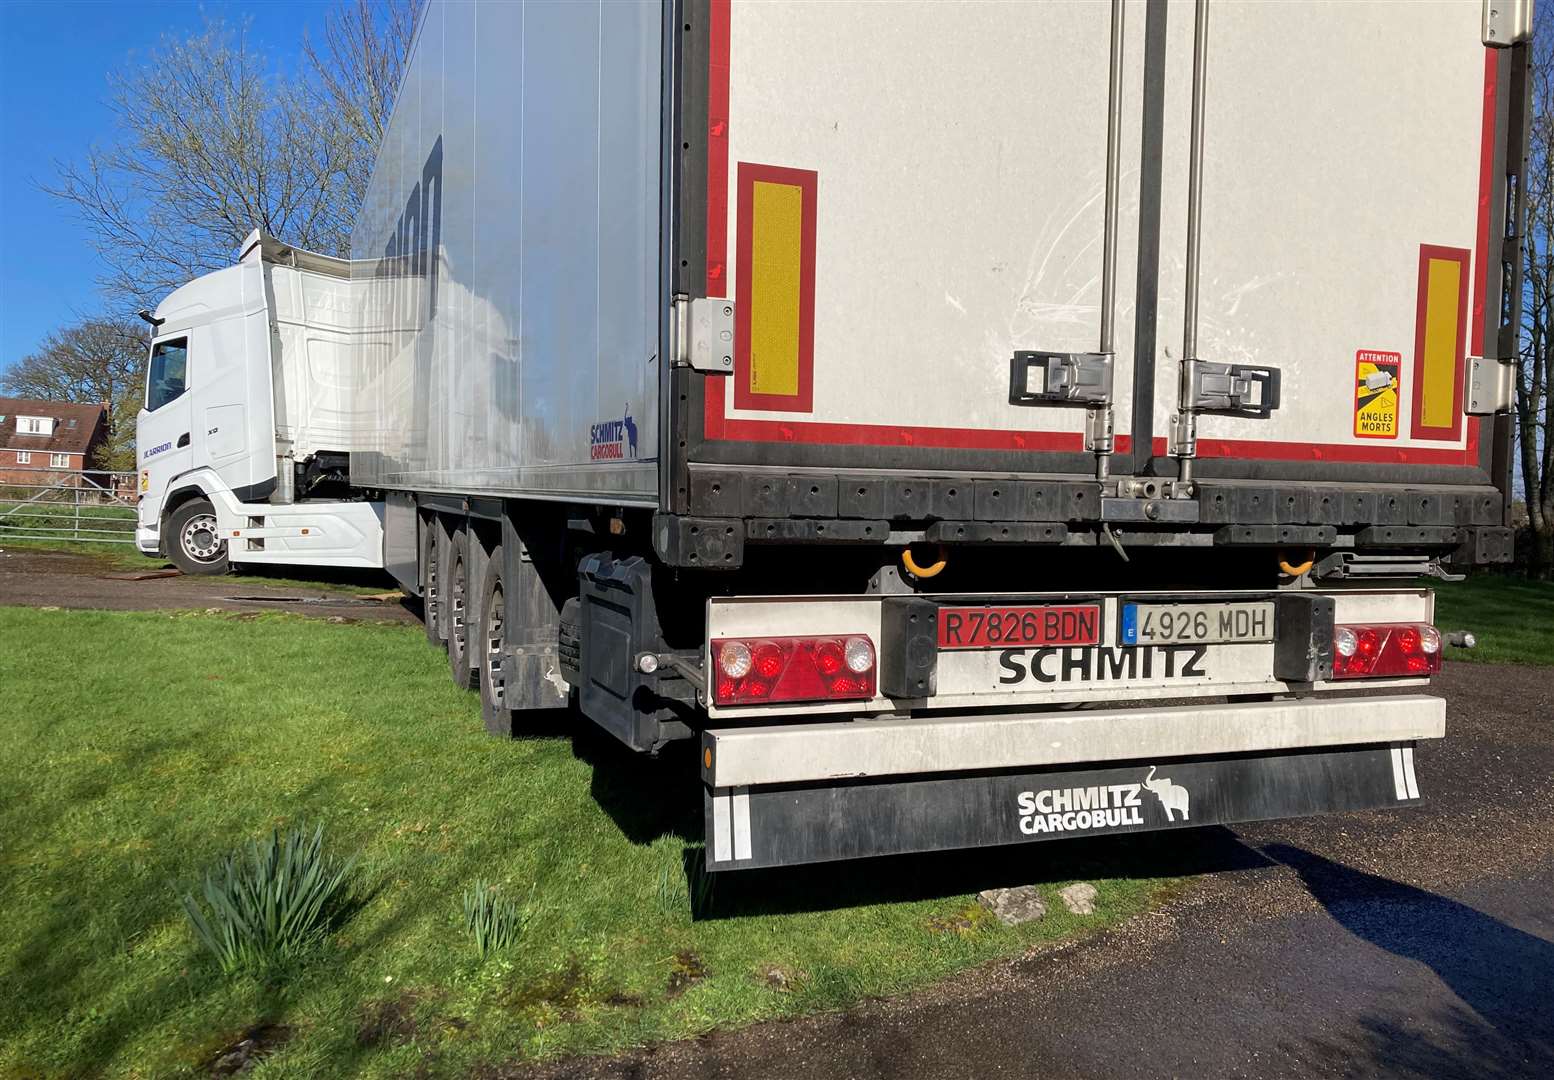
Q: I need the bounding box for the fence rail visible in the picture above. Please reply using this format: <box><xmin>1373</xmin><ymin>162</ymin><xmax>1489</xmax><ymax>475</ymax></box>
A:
<box><xmin>0</xmin><ymin>468</ymin><xmax>138</xmax><ymax>546</ymax></box>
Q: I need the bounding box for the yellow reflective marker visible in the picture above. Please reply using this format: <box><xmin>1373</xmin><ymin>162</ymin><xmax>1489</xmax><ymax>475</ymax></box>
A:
<box><xmin>747</xmin><ymin>180</ymin><xmax>804</xmax><ymax>398</ymax></box>
<box><xmin>1410</xmin><ymin>245</ymin><xmax>1468</xmax><ymax>440</ymax></box>
<box><xmin>1418</xmin><ymin>258</ymin><xmax>1461</xmax><ymax>430</ymax></box>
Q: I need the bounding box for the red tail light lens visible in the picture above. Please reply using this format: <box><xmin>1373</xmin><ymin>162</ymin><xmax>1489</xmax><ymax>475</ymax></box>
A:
<box><xmin>1333</xmin><ymin>623</ymin><xmax>1441</xmax><ymax>679</ymax></box>
<box><xmin>712</xmin><ymin>635</ymin><xmax>877</xmax><ymax>705</ymax></box>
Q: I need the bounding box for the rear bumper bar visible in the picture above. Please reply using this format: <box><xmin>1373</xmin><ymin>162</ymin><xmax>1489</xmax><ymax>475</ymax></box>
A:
<box><xmin>701</xmin><ymin>693</ymin><xmax>1444</xmax><ymax>788</ymax></box>
<box><xmin>701</xmin><ymin>694</ymin><xmax>1443</xmax><ymax>870</ymax></box>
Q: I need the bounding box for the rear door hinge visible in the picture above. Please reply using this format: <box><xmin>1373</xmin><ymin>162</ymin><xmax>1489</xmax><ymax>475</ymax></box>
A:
<box><xmin>1483</xmin><ymin>0</ymin><xmax>1533</xmax><ymax>46</ymax></box>
<box><xmin>1465</xmin><ymin>355</ymin><xmax>1515</xmax><ymax>415</ymax></box>
<box><xmin>673</xmin><ymin>296</ymin><xmax>734</xmax><ymax>374</ymax></box>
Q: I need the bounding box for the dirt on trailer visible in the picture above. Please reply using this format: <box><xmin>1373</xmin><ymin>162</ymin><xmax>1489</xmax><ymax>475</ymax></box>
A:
<box><xmin>0</xmin><ymin>549</ymin><xmax>418</xmax><ymax>623</ymax></box>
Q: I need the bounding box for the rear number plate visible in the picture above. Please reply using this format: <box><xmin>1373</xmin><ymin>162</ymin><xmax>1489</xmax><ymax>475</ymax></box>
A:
<box><xmin>1121</xmin><ymin>601</ymin><xmax>1274</xmax><ymax>645</ymax></box>
<box><xmin>938</xmin><ymin>604</ymin><xmax>1101</xmax><ymax>650</ymax></box>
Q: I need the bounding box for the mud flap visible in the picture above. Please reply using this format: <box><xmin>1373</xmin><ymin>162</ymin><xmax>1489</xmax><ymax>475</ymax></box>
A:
<box><xmin>704</xmin><ymin>744</ymin><xmax>1422</xmax><ymax>871</ymax></box>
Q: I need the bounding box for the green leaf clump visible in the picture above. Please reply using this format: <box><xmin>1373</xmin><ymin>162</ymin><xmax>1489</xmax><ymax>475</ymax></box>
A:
<box><xmin>462</xmin><ymin>880</ymin><xmax>529</xmax><ymax>957</ymax></box>
<box><xmin>181</xmin><ymin>823</ymin><xmax>357</xmax><ymax>975</ymax></box>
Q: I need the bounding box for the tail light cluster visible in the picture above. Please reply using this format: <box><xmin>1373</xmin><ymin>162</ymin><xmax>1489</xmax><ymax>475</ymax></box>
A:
<box><xmin>713</xmin><ymin>635</ymin><xmax>876</xmax><ymax>705</ymax></box>
<box><xmin>1333</xmin><ymin>623</ymin><xmax>1441</xmax><ymax>679</ymax></box>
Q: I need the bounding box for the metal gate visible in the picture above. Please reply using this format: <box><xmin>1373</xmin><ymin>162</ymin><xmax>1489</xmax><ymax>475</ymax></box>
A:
<box><xmin>0</xmin><ymin>468</ymin><xmax>138</xmax><ymax>546</ymax></box>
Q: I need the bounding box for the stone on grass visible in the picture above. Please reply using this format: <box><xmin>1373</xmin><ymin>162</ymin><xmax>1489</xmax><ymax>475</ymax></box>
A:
<box><xmin>1058</xmin><ymin>882</ymin><xmax>1098</xmax><ymax>915</ymax></box>
<box><xmin>976</xmin><ymin>885</ymin><xmax>1047</xmax><ymax>926</ymax></box>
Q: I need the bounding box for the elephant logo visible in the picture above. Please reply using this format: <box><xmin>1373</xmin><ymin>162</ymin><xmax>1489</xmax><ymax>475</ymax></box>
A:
<box><xmin>1142</xmin><ymin>765</ymin><xmax>1190</xmax><ymax>822</ymax></box>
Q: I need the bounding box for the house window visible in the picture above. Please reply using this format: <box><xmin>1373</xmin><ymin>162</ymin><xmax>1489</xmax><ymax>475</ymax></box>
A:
<box><xmin>51</xmin><ymin>453</ymin><xmax>71</xmax><ymax>468</ymax></box>
<box><xmin>18</xmin><ymin>415</ymin><xmax>54</xmax><ymax>436</ymax></box>
<box><xmin>146</xmin><ymin>337</ymin><xmax>189</xmax><ymax>411</ymax></box>
<box><xmin>15</xmin><ymin>450</ymin><xmax>31</xmax><ymax>464</ymax></box>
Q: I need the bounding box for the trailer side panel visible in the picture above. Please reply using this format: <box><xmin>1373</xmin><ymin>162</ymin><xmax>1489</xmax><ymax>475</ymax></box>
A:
<box><xmin>349</xmin><ymin>1</ymin><xmax>664</xmax><ymax>504</ymax></box>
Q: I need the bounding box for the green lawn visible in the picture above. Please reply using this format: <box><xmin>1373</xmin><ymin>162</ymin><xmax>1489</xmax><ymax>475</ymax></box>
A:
<box><xmin>1431</xmin><ymin>574</ymin><xmax>1554</xmax><ymax>666</ymax></box>
<box><xmin>0</xmin><ymin>607</ymin><xmax>1162</xmax><ymax>1079</ymax></box>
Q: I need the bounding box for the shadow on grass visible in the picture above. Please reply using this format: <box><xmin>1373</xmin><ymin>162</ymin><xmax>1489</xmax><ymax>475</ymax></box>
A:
<box><xmin>0</xmin><ymin>755</ymin><xmax>386</xmax><ymax>1072</ymax></box>
<box><xmin>576</xmin><ymin>724</ymin><xmax>703</xmax><ymax>847</ymax></box>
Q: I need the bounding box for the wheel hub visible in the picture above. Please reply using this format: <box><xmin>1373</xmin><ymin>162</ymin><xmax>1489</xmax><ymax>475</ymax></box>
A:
<box><xmin>181</xmin><ymin>514</ymin><xmax>223</xmax><ymax>562</ymax></box>
<box><xmin>486</xmin><ymin>585</ymin><xmax>506</xmax><ymax>707</ymax></box>
<box><xmin>451</xmin><ymin>555</ymin><xmax>468</xmax><ymax>656</ymax></box>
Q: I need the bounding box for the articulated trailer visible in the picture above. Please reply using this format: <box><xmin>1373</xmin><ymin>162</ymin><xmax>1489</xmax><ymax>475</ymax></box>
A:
<box><xmin>136</xmin><ymin>0</ymin><xmax>1530</xmax><ymax>870</ymax></box>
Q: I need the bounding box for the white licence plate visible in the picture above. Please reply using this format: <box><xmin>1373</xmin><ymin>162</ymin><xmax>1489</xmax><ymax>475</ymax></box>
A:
<box><xmin>1121</xmin><ymin>601</ymin><xmax>1275</xmax><ymax>645</ymax></box>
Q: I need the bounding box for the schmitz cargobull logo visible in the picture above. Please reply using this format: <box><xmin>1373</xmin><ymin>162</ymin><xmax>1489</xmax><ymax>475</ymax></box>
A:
<box><xmin>1016</xmin><ymin>766</ymin><xmax>1192</xmax><ymax>835</ymax></box>
<box><xmin>590</xmin><ymin>404</ymin><xmax>639</xmax><ymax>461</ymax></box>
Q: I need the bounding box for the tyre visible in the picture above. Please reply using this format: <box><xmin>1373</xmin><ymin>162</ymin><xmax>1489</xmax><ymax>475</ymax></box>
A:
<box><xmin>422</xmin><ymin>519</ymin><xmax>444</xmax><ymax>650</ymax></box>
<box><xmin>479</xmin><ymin>545</ymin><xmax>515</xmax><ymax>734</ymax></box>
<box><xmin>447</xmin><ymin>527</ymin><xmax>479</xmax><ymax>690</ymax></box>
<box><xmin>167</xmin><ymin>498</ymin><xmax>229</xmax><ymax>576</ymax></box>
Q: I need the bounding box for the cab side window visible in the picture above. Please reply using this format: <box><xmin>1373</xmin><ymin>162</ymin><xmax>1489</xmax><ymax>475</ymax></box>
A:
<box><xmin>146</xmin><ymin>337</ymin><xmax>189</xmax><ymax>411</ymax></box>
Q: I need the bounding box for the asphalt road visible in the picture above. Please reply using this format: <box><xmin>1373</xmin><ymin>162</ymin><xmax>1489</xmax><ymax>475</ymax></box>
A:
<box><xmin>517</xmin><ymin>661</ymin><xmax>1554</xmax><ymax>1080</ymax></box>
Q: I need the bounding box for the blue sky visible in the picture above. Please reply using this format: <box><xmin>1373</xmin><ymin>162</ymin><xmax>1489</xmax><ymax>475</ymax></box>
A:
<box><xmin>0</xmin><ymin>0</ymin><xmax>336</xmax><ymax>370</ymax></box>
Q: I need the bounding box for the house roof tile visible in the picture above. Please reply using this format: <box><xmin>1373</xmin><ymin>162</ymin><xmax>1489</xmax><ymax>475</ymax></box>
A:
<box><xmin>0</xmin><ymin>397</ymin><xmax>108</xmax><ymax>455</ymax></box>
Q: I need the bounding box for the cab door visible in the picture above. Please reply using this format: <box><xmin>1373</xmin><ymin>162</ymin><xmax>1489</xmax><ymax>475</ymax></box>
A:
<box><xmin>136</xmin><ymin>333</ymin><xmax>193</xmax><ymax>525</ymax></box>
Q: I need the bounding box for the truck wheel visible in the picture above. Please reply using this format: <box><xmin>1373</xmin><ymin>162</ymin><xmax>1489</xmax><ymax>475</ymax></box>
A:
<box><xmin>422</xmin><ymin>520</ymin><xmax>444</xmax><ymax>650</ymax></box>
<box><xmin>479</xmin><ymin>545</ymin><xmax>514</xmax><ymax>732</ymax></box>
<box><xmin>168</xmin><ymin>498</ymin><xmax>229</xmax><ymax>576</ymax></box>
<box><xmin>447</xmin><ymin>528</ymin><xmax>479</xmax><ymax>690</ymax></box>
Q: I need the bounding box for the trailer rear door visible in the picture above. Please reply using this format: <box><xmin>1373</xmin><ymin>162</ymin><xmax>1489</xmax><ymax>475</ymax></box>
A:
<box><xmin>682</xmin><ymin>0</ymin><xmax>1508</xmax><ymax>490</ymax></box>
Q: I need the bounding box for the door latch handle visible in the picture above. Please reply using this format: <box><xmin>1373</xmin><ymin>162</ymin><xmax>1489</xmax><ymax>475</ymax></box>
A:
<box><xmin>176</xmin><ymin>432</ymin><xmax>190</xmax><ymax>448</ymax></box>
<box><xmin>1182</xmin><ymin>360</ymin><xmax>1280</xmax><ymax>418</ymax></box>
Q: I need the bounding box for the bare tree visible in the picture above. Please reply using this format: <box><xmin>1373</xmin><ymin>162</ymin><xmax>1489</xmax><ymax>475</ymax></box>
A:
<box><xmin>1520</xmin><ymin>29</ymin><xmax>1554</xmax><ymax>576</ymax></box>
<box><xmin>302</xmin><ymin>0</ymin><xmax>420</xmax><ymax>209</ymax></box>
<box><xmin>45</xmin><ymin>1</ymin><xmax>417</xmax><ymax>312</ymax></box>
<box><xmin>2</xmin><ymin>318</ymin><xmax>148</xmax><ymax>470</ymax></box>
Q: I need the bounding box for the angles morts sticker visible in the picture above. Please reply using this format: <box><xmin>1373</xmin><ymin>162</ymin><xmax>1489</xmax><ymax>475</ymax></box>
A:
<box><xmin>1353</xmin><ymin>349</ymin><xmax>1402</xmax><ymax>440</ymax></box>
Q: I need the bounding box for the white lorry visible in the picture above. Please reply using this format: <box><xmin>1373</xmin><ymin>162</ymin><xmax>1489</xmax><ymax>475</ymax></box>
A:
<box><xmin>136</xmin><ymin>0</ymin><xmax>1529</xmax><ymax>870</ymax></box>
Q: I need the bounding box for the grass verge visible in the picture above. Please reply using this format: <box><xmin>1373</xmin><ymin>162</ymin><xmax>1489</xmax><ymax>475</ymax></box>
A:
<box><xmin>1431</xmin><ymin>573</ymin><xmax>1554</xmax><ymax>665</ymax></box>
<box><xmin>0</xmin><ymin>607</ymin><xmax>1167</xmax><ymax>1079</ymax></box>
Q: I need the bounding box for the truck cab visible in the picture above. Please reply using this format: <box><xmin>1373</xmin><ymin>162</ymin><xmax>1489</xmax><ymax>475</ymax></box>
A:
<box><xmin>135</xmin><ymin>230</ymin><xmax>384</xmax><ymax>574</ymax></box>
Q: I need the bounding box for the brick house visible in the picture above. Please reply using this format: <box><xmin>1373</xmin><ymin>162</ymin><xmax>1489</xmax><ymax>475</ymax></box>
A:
<box><xmin>0</xmin><ymin>397</ymin><xmax>111</xmax><ymax>485</ymax></box>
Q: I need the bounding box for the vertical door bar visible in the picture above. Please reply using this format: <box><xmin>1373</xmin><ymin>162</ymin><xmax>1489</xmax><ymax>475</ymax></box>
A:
<box><xmin>1091</xmin><ymin>0</ymin><xmax>1126</xmax><ymax>482</ymax></box>
<box><xmin>1174</xmin><ymin>0</ymin><xmax>1209</xmax><ymax>486</ymax></box>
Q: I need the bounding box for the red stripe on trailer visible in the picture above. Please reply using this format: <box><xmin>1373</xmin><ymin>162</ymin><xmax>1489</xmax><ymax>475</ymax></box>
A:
<box><xmin>1464</xmin><ymin>45</ymin><xmax>1500</xmax><ymax>458</ymax></box>
<box><xmin>1150</xmin><ymin>436</ymin><xmax>1481</xmax><ymax>466</ymax></box>
<box><xmin>705</xmin><ymin>0</ymin><xmax>731</xmax><ymax>298</ymax></box>
<box><xmin>709</xmin><ymin>414</ymin><xmax>1125</xmax><ymax>453</ymax></box>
